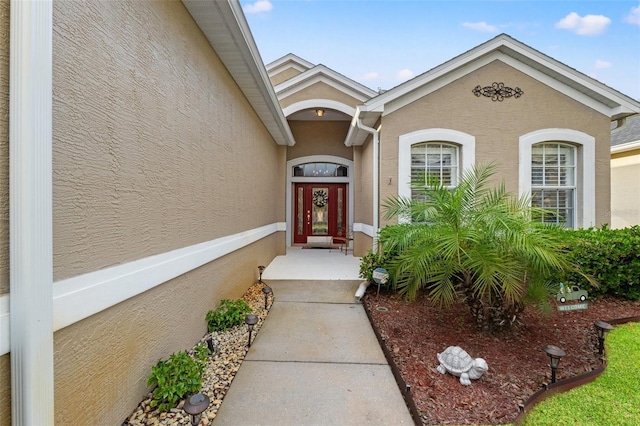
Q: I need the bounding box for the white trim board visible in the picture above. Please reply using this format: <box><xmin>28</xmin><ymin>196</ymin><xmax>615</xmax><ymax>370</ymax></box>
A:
<box><xmin>1</xmin><ymin>223</ymin><xmax>285</xmax><ymax>356</ymax></box>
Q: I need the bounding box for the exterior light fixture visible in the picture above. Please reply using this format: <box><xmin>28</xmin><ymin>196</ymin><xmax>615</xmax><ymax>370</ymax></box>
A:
<box><xmin>183</xmin><ymin>392</ymin><xmax>210</xmax><ymax>425</ymax></box>
<box><xmin>315</xmin><ymin>109</ymin><xmax>324</xmax><ymax>117</ymax></box>
<box><xmin>245</xmin><ymin>314</ymin><xmax>258</xmax><ymax>347</ymax></box>
<box><xmin>262</xmin><ymin>285</ymin><xmax>272</xmax><ymax>310</ymax></box>
<box><xmin>258</xmin><ymin>265</ymin><xmax>265</xmax><ymax>283</ymax></box>
<box><xmin>594</xmin><ymin>320</ymin><xmax>614</xmax><ymax>355</ymax></box>
<box><xmin>543</xmin><ymin>345</ymin><xmax>566</xmax><ymax>384</ymax></box>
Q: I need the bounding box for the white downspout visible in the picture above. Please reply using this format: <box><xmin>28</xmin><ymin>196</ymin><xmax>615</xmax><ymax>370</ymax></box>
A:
<box><xmin>356</xmin><ymin>119</ymin><xmax>380</xmax><ymax>251</ymax></box>
<box><xmin>10</xmin><ymin>0</ymin><xmax>55</xmax><ymax>424</ymax></box>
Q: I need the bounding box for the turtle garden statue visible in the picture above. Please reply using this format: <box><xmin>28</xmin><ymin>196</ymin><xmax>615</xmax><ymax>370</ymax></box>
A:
<box><xmin>437</xmin><ymin>346</ymin><xmax>488</xmax><ymax>386</ymax></box>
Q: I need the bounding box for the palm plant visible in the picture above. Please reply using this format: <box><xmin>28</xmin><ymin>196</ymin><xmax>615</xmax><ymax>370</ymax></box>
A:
<box><xmin>381</xmin><ymin>163</ymin><xmax>591</xmax><ymax>332</ymax></box>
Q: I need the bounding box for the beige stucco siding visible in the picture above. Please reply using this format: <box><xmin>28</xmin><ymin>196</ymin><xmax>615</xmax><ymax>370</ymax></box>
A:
<box><xmin>287</xmin><ymin>120</ymin><xmax>353</xmax><ymax>161</ymax></box>
<box><xmin>353</xmin><ymin>140</ymin><xmax>374</xmax><ymax>256</ymax></box>
<box><xmin>42</xmin><ymin>1</ymin><xmax>286</xmax><ymax>423</ymax></box>
<box><xmin>53</xmin><ymin>234</ymin><xmax>280</xmax><ymax>425</ymax></box>
<box><xmin>0</xmin><ymin>0</ymin><xmax>8</xmax><ymax>296</ymax></box>
<box><xmin>611</xmin><ymin>150</ymin><xmax>640</xmax><ymax>228</ymax></box>
<box><xmin>270</xmin><ymin>67</ymin><xmax>303</xmax><ymax>86</ymax></box>
<box><xmin>280</xmin><ymin>81</ymin><xmax>362</xmax><ymax>110</ymax></box>
<box><xmin>52</xmin><ymin>0</ymin><xmax>284</xmax><ymax>280</ymax></box>
<box><xmin>380</xmin><ymin>60</ymin><xmax>611</xmax><ymax>227</ymax></box>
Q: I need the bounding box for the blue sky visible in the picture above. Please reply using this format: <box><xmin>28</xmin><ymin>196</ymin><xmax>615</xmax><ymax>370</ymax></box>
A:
<box><xmin>241</xmin><ymin>0</ymin><xmax>640</xmax><ymax>100</ymax></box>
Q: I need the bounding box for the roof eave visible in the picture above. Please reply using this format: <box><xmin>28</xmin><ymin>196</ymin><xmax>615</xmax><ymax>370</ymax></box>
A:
<box><xmin>182</xmin><ymin>0</ymin><xmax>295</xmax><ymax>146</ymax></box>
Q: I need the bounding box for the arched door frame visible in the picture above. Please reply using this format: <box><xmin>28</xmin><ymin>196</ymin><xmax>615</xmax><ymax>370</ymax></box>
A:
<box><xmin>286</xmin><ymin>155</ymin><xmax>354</xmax><ymax>247</ymax></box>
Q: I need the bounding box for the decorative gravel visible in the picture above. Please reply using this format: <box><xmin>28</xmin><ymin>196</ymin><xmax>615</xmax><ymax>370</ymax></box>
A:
<box><xmin>123</xmin><ymin>282</ymin><xmax>272</xmax><ymax>425</ymax></box>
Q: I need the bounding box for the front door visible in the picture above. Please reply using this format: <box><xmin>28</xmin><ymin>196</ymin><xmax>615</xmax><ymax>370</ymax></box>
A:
<box><xmin>293</xmin><ymin>183</ymin><xmax>347</xmax><ymax>244</ymax></box>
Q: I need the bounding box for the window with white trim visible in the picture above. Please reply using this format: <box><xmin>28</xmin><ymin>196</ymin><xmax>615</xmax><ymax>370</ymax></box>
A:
<box><xmin>531</xmin><ymin>142</ymin><xmax>576</xmax><ymax>228</ymax></box>
<box><xmin>410</xmin><ymin>142</ymin><xmax>459</xmax><ymax>200</ymax></box>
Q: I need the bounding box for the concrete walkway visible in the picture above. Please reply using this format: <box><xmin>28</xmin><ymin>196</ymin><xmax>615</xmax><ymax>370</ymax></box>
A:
<box><xmin>212</xmin><ymin>249</ymin><xmax>414</xmax><ymax>425</ymax></box>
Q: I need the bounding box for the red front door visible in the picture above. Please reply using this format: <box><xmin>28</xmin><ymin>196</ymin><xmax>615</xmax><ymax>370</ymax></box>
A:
<box><xmin>293</xmin><ymin>183</ymin><xmax>347</xmax><ymax>244</ymax></box>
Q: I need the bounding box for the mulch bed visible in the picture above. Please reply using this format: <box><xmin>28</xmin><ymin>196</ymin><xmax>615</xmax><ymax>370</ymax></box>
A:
<box><xmin>363</xmin><ymin>290</ymin><xmax>640</xmax><ymax>425</ymax></box>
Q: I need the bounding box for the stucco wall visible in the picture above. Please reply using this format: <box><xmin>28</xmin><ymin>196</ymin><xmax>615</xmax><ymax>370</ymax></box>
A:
<box><xmin>270</xmin><ymin>67</ymin><xmax>303</xmax><ymax>86</ymax></box>
<box><xmin>280</xmin><ymin>81</ymin><xmax>362</xmax><ymax>110</ymax></box>
<box><xmin>381</xmin><ymin>60</ymin><xmax>611</xmax><ymax>227</ymax></box>
<box><xmin>45</xmin><ymin>1</ymin><xmax>286</xmax><ymax>423</ymax></box>
<box><xmin>353</xmin><ymin>137</ymin><xmax>374</xmax><ymax>256</ymax></box>
<box><xmin>52</xmin><ymin>0</ymin><xmax>285</xmax><ymax>281</ymax></box>
<box><xmin>287</xmin><ymin>120</ymin><xmax>353</xmax><ymax>161</ymax></box>
<box><xmin>0</xmin><ymin>0</ymin><xmax>9</xmax><ymax>296</ymax></box>
<box><xmin>611</xmin><ymin>150</ymin><xmax>640</xmax><ymax>228</ymax></box>
<box><xmin>0</xmin><ymin>0</ymin><xmax>9</xmax><ymax>419</ymax></box>
<box><xmin>53</xmin><ymin>233</ymin><xmax>280</xmax><ymax>424</ymax></box>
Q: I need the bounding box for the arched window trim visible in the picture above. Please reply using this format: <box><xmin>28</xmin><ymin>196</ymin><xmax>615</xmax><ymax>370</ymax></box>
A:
<box><xmin>519</xmin><ymin>129</ymin><xmax>595</xmax><ymax>228</ymax></box>
<box><xmin>398</xmin><ymin>129</ymin><xmax>476</xmax><ymax>199</ymax></box>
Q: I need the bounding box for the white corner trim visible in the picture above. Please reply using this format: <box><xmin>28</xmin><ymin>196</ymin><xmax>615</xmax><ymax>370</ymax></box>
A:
<box><xmin>354</xmin><ymin>222</ymin><xmax>376</xmax><ymax>238</ymax></box>
<box><xmin>398</xmin><ymin>129</ymin><xmax>476</xmax><ymax>199</ymax></box>
<box><xmin>519</xmin><ymin>129</ymin><xmax>596</xmax><ymax>228</ymax></box>
<box><xmin>1</xmin><ymin>223</ymin><xmax>284</xmax><ymax>356</ymax></box>
<box><xmin>283</xmin><ymin>99</ymin><xmax>355</xmax><ymax>118</ymax></box>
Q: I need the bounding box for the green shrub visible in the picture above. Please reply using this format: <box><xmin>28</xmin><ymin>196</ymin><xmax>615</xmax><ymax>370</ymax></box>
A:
<box><xmin>555</xmin><ymin>225</ymin><xmax>640</xmax><ymax>300</ymax></box>
<box><xmin>147</xmin><ymin>343</ymin><xmax>210</xmax><ymax>412</ymax></box>
<box><xmin>206</xmin><ymin>299</ymin><xmax>252</xmax><ymax>332</ymax></box>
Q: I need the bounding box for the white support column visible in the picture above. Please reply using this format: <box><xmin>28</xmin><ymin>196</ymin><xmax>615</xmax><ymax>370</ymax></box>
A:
<box><xmin>10</xmin><ymin>1</ymin><xmax>54</xmax><ymax>424</ymax></box>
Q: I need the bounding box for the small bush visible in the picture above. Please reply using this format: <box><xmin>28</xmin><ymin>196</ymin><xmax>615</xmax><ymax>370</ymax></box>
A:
<box><xmin>146</xmin><ymin>343</ymin><xmax>210</xmax><ymax>412</ymax></box>
<box><xmin>555</xmin><ymin>226</ymin><xmax>640</xmax><ymax>300</ymax></box>
<box><xmin>206</xmin><ymin>299</ymin><xmax>252</xmax><ymax>332</ymax></box>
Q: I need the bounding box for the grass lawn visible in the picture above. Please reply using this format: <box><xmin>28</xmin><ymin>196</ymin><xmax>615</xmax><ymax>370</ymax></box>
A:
<box><xmin>521</xmin><ymin>322</ymin><xmax>640</xmax><ymax>425</ymax></box>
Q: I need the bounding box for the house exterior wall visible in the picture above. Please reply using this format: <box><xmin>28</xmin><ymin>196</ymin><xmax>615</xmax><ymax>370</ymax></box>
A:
<box><xmin>0</xmin><ymin>0</ymin><xmax>9</xmax><ymax>296</ymax></box>
<box><xmin>0</xmin><ymin>1</ymin><xmax>284</xmax><ymax>423</ymax></box>
<box><xmin>270</xmin><ymin>67</ymin><xmax>304</xmax><ymax>86</ymax></box>
<box><xmin>380</xmin><ymin>60</ymin><xmax>611</xmax><ymax>227</ymax></box>
<box><xmin>354</xmin><ymin>139</ymin><xmax>374</xmax><ymax>256</ymax></box>
<box><xmin>280</xmin><ymin>81</ymin><xmax>362</xmax><ymax>110</ymax></box>
<box><xmin>1</xmin><ymin>0</ymin><xmax>10</xmax><ymax>421</ymax></box>
<box><xmin>611</xmin><ymin>149</ymin><xmax>640</xmax><ymax>228</ymax></box>
<box><xmin>287</xmin><ymin>120</ymin><xmax>353</xmax><ymax>161</ymax></box>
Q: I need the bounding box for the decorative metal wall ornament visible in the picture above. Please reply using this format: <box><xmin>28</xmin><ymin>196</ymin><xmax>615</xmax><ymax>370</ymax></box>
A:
<box><xmin>472</xmin><ymin>82</ymin><xmax>523</xmax><ymax>101</ymax></box>
<box><xmin>312</xmin><ymin>189</ymin><xmax>328</xmax><ymax>207</ymax></box>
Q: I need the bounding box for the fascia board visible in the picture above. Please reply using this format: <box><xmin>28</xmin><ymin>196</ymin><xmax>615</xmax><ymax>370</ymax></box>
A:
<box><xmin>268</xmin><ymin>61</ymin><xmax>310</xmax><ymax>79</ymax></box>
<box><xmin>275</xmin><ymin>65</ymin><xmax>377</xmax><ymax>101</ymax></box>
<box><xmin>344</xmin><ymin>108</ymin><xmax>381</xmax><ymax>146</ymax></box>
<box><xmin>182</xmin><ymin>0</ymin><xmax>295</xmax><ymax>146</ymax></box>
<box><xmin>611</xmin><ymin>140</ymin><xmax>640</xmax><ymax>154</ymax></box>
<box><xmin>266</xmin><ymin>53</ymin><xmax>314</xmax><ymax>74</ymax></box>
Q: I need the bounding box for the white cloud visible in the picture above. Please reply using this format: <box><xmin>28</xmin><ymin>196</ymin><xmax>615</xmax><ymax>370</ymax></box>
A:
<box><xmin>462</xmin><ymin>22</ymin><xmax>499</xmax><ymax>33</ymax></box>
<box><xmin>624</xmin><ymin>6</ymin><xmax>640</xmax><ymax>25</ymax></box>
<box><xmin>243</xmin><ymin>0</ymin><xmax>273</xmax><ymax>14</ymax></box>
<box><xmin>555</xmin><ymin>12</ymin><xmax>611</xmax><ymax>36</ymax></box>
<box><xmin>396</xmin><ymin>69</ymin><xmax>414</xmax><ymax>81</ymax></box>
<box><xmin>595</xmin><ymin>60</ymin><xmax>611</xmax><ymax>69</ymax></box>
<box><xmin>363</xmin><ymin>72</ymin><xmax>379</xmax><ymax>81</ymax></box>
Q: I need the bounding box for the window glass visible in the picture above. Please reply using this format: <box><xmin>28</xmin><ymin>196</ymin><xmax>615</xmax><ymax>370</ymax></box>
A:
<box><xmin>292</xmin><ymin>162</ymin><xmax>348</xmax><ymax>177</ymax></box>
<box><xmin>531</xmin><ymin>143</ymin><xmax>576</xmax><ymax>228</ymax></box>
<box><xmin>410</xmin><ymin>143</ymin><xmax>459</xmax><ymax>200</ymax></box>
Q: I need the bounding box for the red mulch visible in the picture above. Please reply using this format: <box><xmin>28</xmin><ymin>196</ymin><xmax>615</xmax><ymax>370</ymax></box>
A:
<box><xmin>363</xmin><ymin>289</ymin><xmax>640</xmax><ymax>425</ymax></box>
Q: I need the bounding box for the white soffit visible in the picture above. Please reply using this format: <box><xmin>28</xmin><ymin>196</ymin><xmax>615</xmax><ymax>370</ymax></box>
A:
<box><xmin>366</xmin><ymin>34</ymin><xmax>640</xmax><ymax>120</ymax></box>
<box><xmin>266</xmin><ymin>53</ymin><xmax>315</xmax><ymax>77</ymax></box>
<box><xmin>275</xmin><ymin>64</ymin><xmax>378</xmax><ymax>103</ymax></box>
<box><xmin>182</xmin><ymin>0</ymin><xmax>295</xmax><ymax>146</ymax></box>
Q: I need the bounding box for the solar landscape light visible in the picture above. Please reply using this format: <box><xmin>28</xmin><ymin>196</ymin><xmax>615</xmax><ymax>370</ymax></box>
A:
<box><xmin>543</xmin><ymin>345</ymin><xmax>566</xmax><ymax>384</ymax></box>
<box><xmin>183</xmin><ymin>392</ymin><xmax>210</xmax><ymax>425</ymax></box>
<box><xmin>245</xmin><ymin>314</ymin><xmax>258</xmax><ymax>347</ymax></box>
<box><xmin>262</xmin><ymin>285</ymin><xmax>272</xmax><ymax>310</ymax></box>
<box><xmin>594</xmin><ymin>320</ymin><xmax>615</xmax><ymax>355</ymax></box>
<box><xmin>258</xmin><ymin>265</ymin><xmax>265</xmax><ymax>283</ymax></box>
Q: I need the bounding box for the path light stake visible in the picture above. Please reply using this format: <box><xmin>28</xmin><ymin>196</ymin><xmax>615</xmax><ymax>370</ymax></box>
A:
<box><xmin>205</xmin><ymin>336</ymin><xmax>215</xmax><ymax>355</ymax></box>
<box><xmin>262</xmin><ymin>285</ymin><xmax>272</xmax><ymax>310</ymax></box>
<box><xmin>258</xmin><ymin>265</ymin><xmax>265</xmax><ymax>283</ymax></box>
<box><xmin>183</xmin><ymin>392</ymin><xmax>210</xmax><ymax>426</ymax></box>
<box><xmin>245</xmin><ymin>314</ymin><xmax>258</xmax><ymax>347</ymax></box>
<box><xmin>543</xmin><ymin>345</ymin><xmax>566</xmax><ymax>384</ymax></box>
<box><xmin>594</xmin><ymin>320</ymin><xmax>615</xmax><ymax>356</ymax></box>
